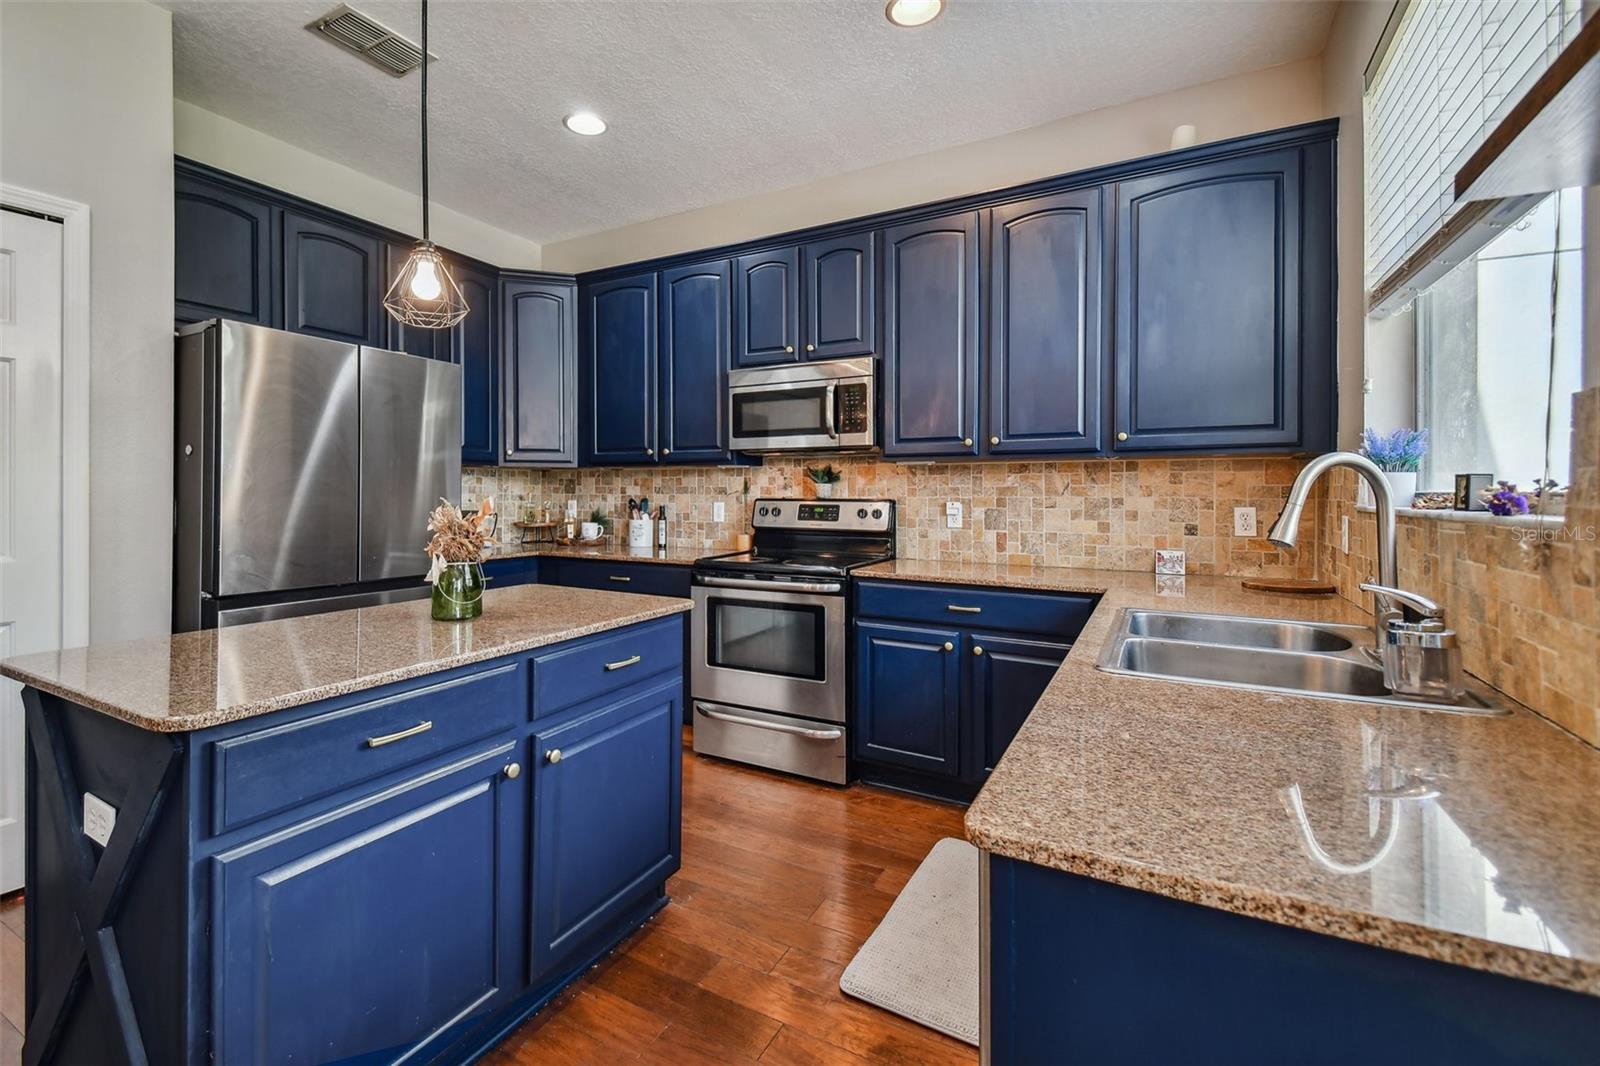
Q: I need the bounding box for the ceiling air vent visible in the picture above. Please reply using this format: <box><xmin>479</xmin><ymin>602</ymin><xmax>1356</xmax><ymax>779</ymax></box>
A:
<box><xmin>308</xmin><ymin>4</ymin><xmax>435</xmax><ymax>77</ymax></box>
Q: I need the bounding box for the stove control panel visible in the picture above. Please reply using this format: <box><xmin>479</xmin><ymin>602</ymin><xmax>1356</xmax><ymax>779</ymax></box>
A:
<box><xmin>751</xmin><ymin>498</ymin><xmax>894</xmax><ymax>533</ymax></box>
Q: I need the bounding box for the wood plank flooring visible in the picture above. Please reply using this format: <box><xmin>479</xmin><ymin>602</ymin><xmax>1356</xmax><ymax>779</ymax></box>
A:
<box><xmin>0</xmin><ymin>729</ymin><xmax>976</xmax><ymax>1065</ymax></box>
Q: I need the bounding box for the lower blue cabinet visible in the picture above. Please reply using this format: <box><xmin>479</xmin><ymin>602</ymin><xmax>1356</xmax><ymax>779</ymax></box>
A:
<box><xmin>531</xmin><ymin>678</ymin><xmax>683</xmax><ymax>978</ymax></box>
<box><xmin>212</xmin><ymin>742</ymin><xmax>525</xmax><ymax>1065</ymax></box>
<box><xmin>969</xmin><ymin>632</ymin><xmax>1069</xmax><ymax>777</ymax></box>
<box><xmin>854</xmin><ymin>620</ymin><xmax>963</xmax><ymax>776</ymax></box>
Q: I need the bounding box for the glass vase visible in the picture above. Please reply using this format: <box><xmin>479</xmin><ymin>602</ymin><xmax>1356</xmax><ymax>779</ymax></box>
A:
<box><xmin>431</xmin><ymin>561</ymin><xmax>485</xmax><ymax>621</ymax></box>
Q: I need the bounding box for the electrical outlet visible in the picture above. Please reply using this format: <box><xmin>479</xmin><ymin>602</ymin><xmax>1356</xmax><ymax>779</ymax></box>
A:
<box><xmin>565</xmin><ymin>499</ymin><xmax>578</xmax><ymax>518</ymax></box>
<box><xmin>713</xmin><ymin>501</ymin><xmax>726</xmax><ymax>523</ymax></box>
<box><xmin>1233</xmin><ymin>507</ymin><xmax>1257</xmax><ymax>537</ymax></box>
<box><xmin>1341</xmin><ymin>515</ymin><xmax>1350</xmax><ymax>554</ymax></box>
<box><xmin>83</xmin><ymin>792</ymin><xmax>116</xmax><ymax>847</ymax></box>
<box><xmin>945</xmin><ymin>501</ymin><xmax>963</xmax><ymax>529</ymax></box>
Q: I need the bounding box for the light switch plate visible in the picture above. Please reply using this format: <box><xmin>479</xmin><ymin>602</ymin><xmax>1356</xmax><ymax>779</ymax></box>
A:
<box><xmin>566</xmin><ymin>499</ymin><xmax>578</xmax><ymax>518</ymax></box>
<box><xmin>713</xmin><ymin>501</ymin><xmax>726</xmax><ymax>523</ymax></box>
<box><xmin>1341</xmin><ymin>515</ymin><xmax>1350</xmax><ymax>554</ymax></box>
<box><xmin>1233</xmin><ymin>507</ymin><xmax>1257</xmax><ymax>537</ymax></box>
<box><xmin>83</xmin><ymin>791</ymin><xmax>116</xmax><ymax>847</ymax></box>
<box><xmin>1154</xmin><ymin>549</ymin><xmax>1186</xmax><ymax>575</ymax></box>
<box><xmin>945</xmin><ymin>501</ymin><xmax>963</xmax><ymax>529</ymax></box>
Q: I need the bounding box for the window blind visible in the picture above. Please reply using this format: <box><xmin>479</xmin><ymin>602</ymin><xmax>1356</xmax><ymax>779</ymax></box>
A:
<box><xmin>1363</xmin><ymin>0</ymin><xmax>1583</xmax><ymax>290</ymax></box>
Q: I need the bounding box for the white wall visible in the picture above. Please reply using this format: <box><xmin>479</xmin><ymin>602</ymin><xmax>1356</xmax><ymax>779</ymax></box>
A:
<box><xmin>1</xmin><ymin>1</ymin><xmax>175</xmax><ymax>644</ymax></box>
<box><xmin>175</xmin><ymin>101</ymin><xmax>542</xmax><ymax>270</ymax></box>
<box><xmin>542</xmin><ymin>57</ymin><xmax>1327</xmax><ymax>274</ymax></box>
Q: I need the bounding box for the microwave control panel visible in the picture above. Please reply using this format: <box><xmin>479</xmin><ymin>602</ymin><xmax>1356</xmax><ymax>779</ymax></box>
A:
<box><xmin>837</xmin><ymin>383</ymin><xmax>870</xmax><ymax>434</ymax></box>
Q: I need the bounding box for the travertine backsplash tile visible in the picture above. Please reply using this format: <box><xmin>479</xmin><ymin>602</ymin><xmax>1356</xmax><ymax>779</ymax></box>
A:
<box><xmin>1317</xmin><ymin>387</ymin><xmax>1599</xmax><ymax>747</ymax></box>
<box><xmin>463</xmin><ymin>456</ymin><xmax>1321</xmax><ymax>578</ymax></box>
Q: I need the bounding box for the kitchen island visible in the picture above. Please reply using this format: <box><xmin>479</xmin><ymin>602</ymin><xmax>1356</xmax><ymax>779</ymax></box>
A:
<box><xmin>859</xmin><ymin>561</ymin><xmax>1600</xmax><ymax>1065</ymax></box>
<box><xmin>1</xmin><ymin>584</ymin><xmax>690</xmax><ymax>1066</ymax></box>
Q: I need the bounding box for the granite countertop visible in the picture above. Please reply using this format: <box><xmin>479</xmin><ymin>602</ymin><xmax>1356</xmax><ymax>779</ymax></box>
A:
<box><xmin>487</xmin><ymin>542</ymin><xmax>722</xmax><ymax>566</ymax></box>
<box><xmin>0</xmin><ymin>585</ymin><xmax>691</xmax><ymax>733</ymax></box>
<box><xmin>859</xmin><ymin>559</ymin><xmax>1600</xmax><ymax>997</ymax></box>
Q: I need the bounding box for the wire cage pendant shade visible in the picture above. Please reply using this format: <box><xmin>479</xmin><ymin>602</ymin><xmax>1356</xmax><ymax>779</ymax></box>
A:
<box><xmin>385</xmin><ymin>0</ymin><xmax>468</xmax><ymax>330</ymax></box>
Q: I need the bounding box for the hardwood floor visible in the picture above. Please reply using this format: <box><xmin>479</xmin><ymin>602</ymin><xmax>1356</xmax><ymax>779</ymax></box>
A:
<box><xmin>0</xmin><ymin>730</ymin><xmax>978</xmax><ymax>1066</ymax></box>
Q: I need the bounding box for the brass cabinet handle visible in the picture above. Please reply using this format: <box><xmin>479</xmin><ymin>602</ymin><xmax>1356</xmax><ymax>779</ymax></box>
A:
<box><xmin>963</xmin><ymin>437</ymin><xmax>973</xmax><ymax>447</ymax></box>
<box><xmin>990</xmin><ymin>436</ymin><xmax>1000</xmax><ymax>445</ymax></box>
<box><xmin>504</xmin><ymin>762</ymin><xmax>521</xmax><ymax>779</ymax></box>
<box><xmin>804</xmin><ymin>343</ymin><xmax>816</xmax><ymax>352</ymax></box>
<box><xmin>1117</xmin><ymin>432</ymin><xmax>1129</xmax><ymax>442</ymax></box>
<box><xmin>942</xmin><ymin>642</ymin><xmax>954</xmax><ymax>652</ymax></box>
<box><xmin>545</xmin><ymin>748</ymin><xmax>563</xmax><ymax>764</ymax></box>
<box><xmin>973</xmin><ymin>645</ymin><xmax>985</xmax><ymax>656</ymax></box>
<box><xmin>366</xmin><ymin>720</ymin><xmax>432</xmax><ymax>748</ymax></box>
<box><xmin>608</xmin><ymin>575</ymin><xmax>632</xmax><ymax>583</ymax></box>
<box><xmin>605</xmin><ymin>654</ymin><xmax>642</xmax><ymax>671</ymax></box>
<box><xmin>947</xmin><ymin>605</ymin><xmax>982</xmax><ymax>614</ymax></box>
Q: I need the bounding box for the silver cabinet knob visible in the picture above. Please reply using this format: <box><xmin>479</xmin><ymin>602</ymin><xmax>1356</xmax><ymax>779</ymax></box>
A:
<box><xmin>506</xmin><ymin>447</ymin><xmax>514</xmax><ymax>456</ymax></box>
<box><xmin>973</xmin><ymin>645</ymin><xmax>985</xmax><ymax>656</ymax></box>
<box><xmin>990</xmin><ymin>436</ymin><xmax>1000</xmax><ymax>445</ymax></box>
<box><xmin>504</xmin><ymin>762</ymin><xmax>521</xmax><ymax>779</ymax></box>
<box><xmin>1117</xmin><ymin>432</ymin><xmax>1129</xmax><ymax>442</ymax></box>
<box><xmin>545</xmin><ymin>748</ymin><xmax>563</xmax><ymax>764</ymax></box>
<box><xmin>785</xmin><ymin>345</ymin><xmax>795</xmax><ymax>353</ymax></box>
<box><xmin>942</xmin><ymin>642</ymin><xmax>954</xmax><ymax>652</ymax></box>
<box><xmin>646</xmin><ymin>447</ymin><xmax>654</xmax><ymax>455</ymax></box>
<box><xmin>804</xmin><ymin>343</ymin><xmax>816</xmax><ymax>352</ymax></box>
<box><xmin>663</xmin><ymin>448</ymin><xmax>670</xmax><ymax>455</ymax></box>
<box><xmin>963</xmin><ymin>437</ymin><xmax>973</xmax><ymax>447</ymax></box>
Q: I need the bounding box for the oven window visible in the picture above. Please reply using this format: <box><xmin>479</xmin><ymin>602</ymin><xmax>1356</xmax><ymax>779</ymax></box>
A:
<box><xmin>732</xmin><ymin>386</ymin><xmax>829</xmax><ymax>437</ymax></box>
<box><xmin>707</xmin><ymin>596</ymin><xmax>826</xmax><ymax>680</ymax></box>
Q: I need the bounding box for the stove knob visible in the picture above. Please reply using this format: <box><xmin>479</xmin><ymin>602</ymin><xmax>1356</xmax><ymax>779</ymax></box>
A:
<box><xmin>857</xmin><ymin>508</ymin><xmax>868</xmax><ymax>519</ymax></box>
<box><xmin>871</xmin><ymin>508</ymin><xmax>883</xmax><ymax>520</ymax></box>
<box><xmin>759</xmin><ymin>506</ymin><xmax>770</xmax><ymax>517</ymax></box>
<box><xmin>770</xmin><ymin>506</ymin><xmax>782</xmax><ymax>518</ymax></box>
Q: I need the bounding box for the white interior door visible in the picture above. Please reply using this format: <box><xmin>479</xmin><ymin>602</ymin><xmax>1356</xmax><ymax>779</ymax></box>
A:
<box><xmin>0</xmin><ymin>207</ymin><xmax>64</xmax><ymax>893</ymax></box>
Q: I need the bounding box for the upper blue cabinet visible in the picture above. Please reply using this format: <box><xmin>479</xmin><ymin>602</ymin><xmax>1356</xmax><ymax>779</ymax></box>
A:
<box><xmin>175</xmin><ymin>171</ymin><xmax>277</xmax><ymax>327</ymax></box>
<box><xmin>453</xmin><ymin>263</ymin><xmax>502</xmax><ymax>465</ymax></box>
<box><xmin>502</xmin><ymin>277</ymin><xmax>576</xmax><ymax>466</ymax></box>
<box><xmin>802</xmin><ymin>232</ymin><xmax>876</xmax><ymax>360</ymax></box>
<box><xmin>659</xmin><ymin>259</ymin><xmax>733</xmax><ymax>463</ymax></box>
<box><xmin>986</xmin><ymin>189</ymin><xmax>1106</xmax><ymax>456</ymax></box>
<box><xmin>732</xmin><ymin>246</ymin><xmax>800</xmax><ymax>367</ymax></box>
<box><xmin>582</xmin><ymin>273</ymin><xmax>659</xmax><ymax>465</ymax></box>
<box><xmin>282</xmin><ymin>210</ymin><xmax>383</xmax><ymax>346</ymax></box>
<box><xmin>882</xmin><ymin>211</ymin><xmax>982</xmax><ymax>458</ymax></box>
<box><xmin>1112</xmin><ymin>147</ymin><xmax>1326</xmax><ymax>452</ymax></box>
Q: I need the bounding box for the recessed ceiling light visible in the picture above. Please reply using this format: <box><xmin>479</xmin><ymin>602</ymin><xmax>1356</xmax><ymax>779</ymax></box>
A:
<box><xmin>885</xmin><ymin>0</ymin><xmax>943</xmax><ymax>28</ymax></box>
<box><xmin>563</xmin><ymin>111</ymin><xmax>607</xmax><ymax>136</ymax></box>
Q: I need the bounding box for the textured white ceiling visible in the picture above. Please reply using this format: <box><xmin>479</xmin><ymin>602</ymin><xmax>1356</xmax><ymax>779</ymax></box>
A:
<box><xmin>163</xmin><ymin>0</ymin><xmax>1335</xmax><ymax>247</ymax></box>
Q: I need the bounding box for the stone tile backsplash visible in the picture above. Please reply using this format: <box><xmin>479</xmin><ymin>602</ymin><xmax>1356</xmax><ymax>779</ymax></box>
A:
<box><xmin>463</xmin><ymin>455</ymin><xmax>1321</xmax><ymax>578</ymax></box>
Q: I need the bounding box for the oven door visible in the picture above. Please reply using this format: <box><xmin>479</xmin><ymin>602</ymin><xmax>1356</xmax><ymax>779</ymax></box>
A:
<box><xmin>690</xmin><ymin>575</ymin><xmax>846</xmax><ymax>723</ymax></box>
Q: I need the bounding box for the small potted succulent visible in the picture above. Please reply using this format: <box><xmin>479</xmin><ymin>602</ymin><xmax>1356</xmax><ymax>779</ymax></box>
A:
<box><xmin>806</xmin><ymin>464</ymin><xmax>843</xmax><ymax>499</ymax></box>
<box><xmin>425</xmin><ymin>497</ymin><xmax>496</xmax><ymax>621</ymax></box>
<box><xmin>1360</xmin><ymin>427</ymin><xmax>1428</xmax><ymax>506</ymax></box>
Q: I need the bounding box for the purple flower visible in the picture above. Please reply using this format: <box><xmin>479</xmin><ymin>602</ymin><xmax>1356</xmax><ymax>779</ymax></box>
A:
<box><xmin>1484</xmin><ymin>481</ymin><xmax>1530</xmax><ymax>516</ymax></box>
<box><xmin>1360</xmin><ymin>427</ymin><xmax>1429</xmax><ymax>473</ymax></box>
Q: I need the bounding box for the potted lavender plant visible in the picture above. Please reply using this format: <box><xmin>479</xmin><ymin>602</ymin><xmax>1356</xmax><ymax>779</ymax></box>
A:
<box><xmin>1360</xmin><ymin>427</ymin><xmax>1428</xmax><ymax>507</ymax></box>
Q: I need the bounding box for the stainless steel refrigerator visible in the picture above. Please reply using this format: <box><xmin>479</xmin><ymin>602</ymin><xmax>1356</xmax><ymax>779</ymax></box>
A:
<box><xmin>173</xmin><ymin>320</ymin><xmax>462</xmax><ymax>630</ymax></box>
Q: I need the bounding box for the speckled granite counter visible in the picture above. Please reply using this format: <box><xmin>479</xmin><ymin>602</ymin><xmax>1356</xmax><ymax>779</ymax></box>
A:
<box><xmin>487</xmin><ymin>543</ymin><xmax>727</xmax><ymax>565</ymax></box>
<box><xmin>0</xmin><ymin>584</ymin><xmax>691</xmax><ymax>732</ymax></box>
<box><xmin>858</xmin><ymin>560</ymin><xmax>1600</xmax><ymax>996</ymax></box>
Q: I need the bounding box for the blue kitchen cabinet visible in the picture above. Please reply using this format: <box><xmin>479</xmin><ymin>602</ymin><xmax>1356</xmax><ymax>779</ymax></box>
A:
<box><xmin>539</xmin><ymin>557</ymin><xmax>691</xmax><ymax>599</ymax></box>
<box><xmin>802</xmin><ymin>232</ymin><xmax>876</xmax><ymax>360</ymax></box>
<box><xmin>659</xmin><ymin>259</ymin><xmax>733</xmax><ymax>463</ymax></box>
<box><xmin>854</xmin><ymin>619</ymin><xmax>964</xmax><ymax>777</ymax></box>
<box><xmin>882</xmin><ymin>211</ymin><xmax>981</xmax><ymax>457</ymax></box>
<box><xmin>502</xmin><ymin>277</ymin><xmax>577</xmax><ymax>466</ymax></box>
<box><xmin>175</xmin><ymin>170</ymin><xmax>278</xmax><ymax>327</ymax></box>
<box><xmin>986</xmin><ymin>189</ymin><xmax>1106</xmax><ymax>456</ymax></box>
<box><xmin>482</xmin><ymin>555</ymin><xmax>539</xmax><ymax>588</ymax></box>
<box><xmin>282</xmin><ymin>209</ymin><xmax>384</xmax><ymax>345</ymax></box>
<box><xmin>1112</xmin><ymin>148</ymin><xmax>1307</xmax><ymax>452</ymax></box>
<box><xmin>969</xmin><ymin>632</ymin><xmax>1070</xmax><ymax>777</ymax></box>
<box><xmin>582</xmin><ymin>273</ymin><xmax>658</xmax><ymax>465</ymax></box>
<box><xmin>213</xmin><ymin>743</ymin><xmax>526</xmax><ymax>1065</ymax></box>
<box><xmin>733</xmin><ymin>246</ymin><xmax>800</xmax><ymax>367</ymax></box>
<box><xmin>454</xmin><ymin>263</ymin><xmax>502</xmax><ymax>464</ymax></box>
<box><xmin>531</xmin><ymin>678</ymin><xmax>683</xmax><ymax>978</ymax></box>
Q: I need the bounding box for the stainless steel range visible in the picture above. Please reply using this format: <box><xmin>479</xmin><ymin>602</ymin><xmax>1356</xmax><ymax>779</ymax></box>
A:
<box><xmin>690</xmin><ymin>498</ymin><xmax>895</xmax><ymax>784</ymax></box>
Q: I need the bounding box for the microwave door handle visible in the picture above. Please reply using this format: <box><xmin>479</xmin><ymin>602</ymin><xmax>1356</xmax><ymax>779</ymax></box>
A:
<box><xmin>823</xmin><ymin>383</ymin><xmax>838</xmax><ymax>439</ymax></box>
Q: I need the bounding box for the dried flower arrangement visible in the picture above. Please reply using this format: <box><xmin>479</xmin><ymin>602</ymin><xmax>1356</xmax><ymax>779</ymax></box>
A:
<box><xmin>1360</xmin><ymin>427</ymin><xmax>1429</xmax><ymax>472</ymax></box>
<box><xmin>425</xmin><ymin>497</ymin><xmax>495</xmax><ymax>583</ymax></box>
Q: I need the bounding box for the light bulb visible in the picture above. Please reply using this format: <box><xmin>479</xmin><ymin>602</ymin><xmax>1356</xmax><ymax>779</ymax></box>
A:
<box><xmin>410</xmin><ymin>257</ymin><xmax>442</xmax><ymax>301</ymax></box>
<box><xmin>886</xmin><ymin>0</ymin><xmax>943</xmax><ymax>27</ymax></box>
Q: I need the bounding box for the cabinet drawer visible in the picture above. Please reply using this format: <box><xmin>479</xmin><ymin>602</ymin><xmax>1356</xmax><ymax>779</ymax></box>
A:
<box><xmin>855</xmin><ymin>580</ymin><xmax>1097</xmax><ymax>640</ymax></box>
<box><xmin>543</xmin><ymin>558</ymin><xmax>691</xmax><ymax>598</ymax></box>
<box><xmin>211</xmin><ymin>662</ymin><xmax>524</xmax><ymax>834</ymax></box>
<box><xmin>532</xmin><ymin>616</ymin><xmax>683</xmax><ymax>718</ymax></box>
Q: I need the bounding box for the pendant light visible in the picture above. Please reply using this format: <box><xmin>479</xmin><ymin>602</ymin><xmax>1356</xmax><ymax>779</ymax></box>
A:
<box><xmin>384</xmin><ymin>0</ymin><xmax>469</xmax><ymax>330</ymax></box>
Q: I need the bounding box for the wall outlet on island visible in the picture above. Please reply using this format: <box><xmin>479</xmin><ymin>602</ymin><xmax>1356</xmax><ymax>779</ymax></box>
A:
<box><xmin>945</xmin><ymin>501</ymin><xmax>963</xmax><ymax>529</ymax></box>
<box><xmin>83</xmin><ymin>791</ymin><xmax>116</xmax><ymax>847</ymax></box>
<box><xmin>713</xmin><ymin>501</ymin><xmax>726</xmax><ymax>523</ymax></box>
<box><xmin>1233</xmin><ymin>507</ymin><xmax>1257</xmax><ymax>537</ymax></box>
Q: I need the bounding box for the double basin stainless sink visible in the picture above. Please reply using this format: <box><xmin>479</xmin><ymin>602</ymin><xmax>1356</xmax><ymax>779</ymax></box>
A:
<box><xmin>1096</xmin><ymin>609</ymin><xmax>1511</xmax><ymax>715</ymax></box>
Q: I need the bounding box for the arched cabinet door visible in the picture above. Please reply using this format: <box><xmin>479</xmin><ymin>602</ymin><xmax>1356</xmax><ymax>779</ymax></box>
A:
<box><xmin>882</xmin><ymin>211</ymin><xmax>981</xmax><ymax>458</ymax></box>
<box><xmin>1112</xmin><ymin>149</ymin><xmax>1304</xmax><ymax>452</ymax></box>
<box><xmin>501</xmin><ymin>278</ymin><xmax>576</xmax><ymax>466</ymax></box>
<box><xmin>986</xmin><ymin>188</ymin><xmax>1106</xmax><ymax>456</ymax></box>
<box><xmin>175</xmin><ymin>172</ymin><xmax>277</xmax><ymax>326</ymax></box>
<box><xmin>453</xmin><ymin>265</ymin><xmax>501</xmax><ymax>465</ymax></box>
<box><xmin>802</xmin><ymin>232</ymin><xmax>876</xmax><ymax>360</ymax></box>
<box><xmin>582</xmin><ymin>273</ymin><xmax>658</xmax><ymax>465</ymax></box>
<box><xmin>282</xmin><ymin>210</ymin><xmax>383</xmax><ymax>345</ymax></box>
<box><xmin>658</xmin><ymin>259</ymin><xmax>732</xmax><ymax>464</ymax></box>
<box><xmin>732</xmin><ymin>247</ymin><xmax>800</xmax><ymax>367</ymax></box>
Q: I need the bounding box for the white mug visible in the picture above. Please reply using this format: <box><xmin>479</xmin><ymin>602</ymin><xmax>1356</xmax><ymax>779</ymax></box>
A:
<box><xmin>580</xmin><ymin>521</ymin><xmax>601</xmax><ymax>540</ymax></box>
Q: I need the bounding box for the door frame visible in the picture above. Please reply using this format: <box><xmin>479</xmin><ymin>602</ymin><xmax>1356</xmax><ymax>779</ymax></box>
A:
<box><xmin>1</xmin><ymin>183</ymin><xmax>91</xmax><ymax>647</ymax></box>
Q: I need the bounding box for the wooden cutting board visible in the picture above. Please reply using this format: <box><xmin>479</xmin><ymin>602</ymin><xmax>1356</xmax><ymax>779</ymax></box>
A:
<box><xmin>1240</xmin><ymin>578</ymin><xmax>1337</xmax><ymax>595</ymax></box>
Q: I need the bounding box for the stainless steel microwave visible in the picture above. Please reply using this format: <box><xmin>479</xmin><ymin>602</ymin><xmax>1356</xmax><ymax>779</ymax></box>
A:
<box><xmin>727</xmin><ymin>357</ymin><xmax>876</xmax><ymax>453</ymax></box>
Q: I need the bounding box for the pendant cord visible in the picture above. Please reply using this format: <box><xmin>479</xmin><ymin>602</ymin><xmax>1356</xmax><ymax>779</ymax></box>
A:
<box><xmin>420</xmin><ymin>0</ymin><xmax>429</xmax><ymax>242</ymax></box>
